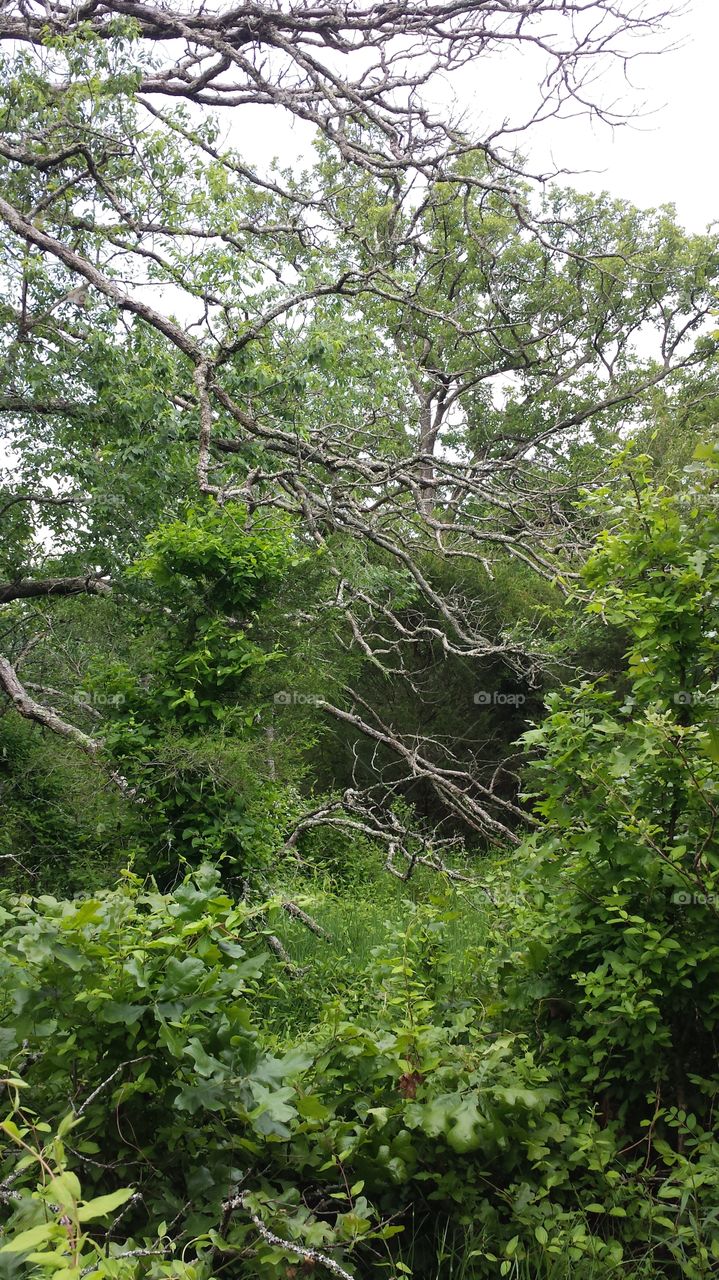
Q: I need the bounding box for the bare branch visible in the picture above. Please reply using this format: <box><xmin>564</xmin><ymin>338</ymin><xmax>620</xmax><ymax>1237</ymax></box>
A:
<box><xmin>0</xmin><ymin>653</ymin><xmax>100</xmax><ymax>754</ymax></box>
<box><xmin>0</xmin><ymin>576</ymin><xmax>111</xmax><ymax>605</ymax></box>
<box><xmin>224</xmin><ymin>1192</ymin><xmax>354</xmax><ymax>1280</ymax></box>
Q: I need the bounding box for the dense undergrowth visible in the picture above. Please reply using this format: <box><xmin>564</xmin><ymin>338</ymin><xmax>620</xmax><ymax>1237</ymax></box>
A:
<box><xmin>1</xmin><ymin>858</ymin><xmax>718</xmax><ymax>1280</ymax></box>
<box><xmin>3</xmin><ymin>11</ymin><xmax>719</xmax><ymax>1272</ymax></box>
<box><xmin>1</xmin><ymin>451</ymin><xmax>719</xmax><ymax>1278</ymax></box>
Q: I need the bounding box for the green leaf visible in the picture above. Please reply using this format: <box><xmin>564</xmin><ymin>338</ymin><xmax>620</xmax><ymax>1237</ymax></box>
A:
<box><xmin>101</xmin><ymin>1002</ymin><xmax>146</xmax><ymax>1026</ymax></box>
<box><xmin>157</xmin><ymin>956</ymin><xmax>206</xmax><ymax>997</ymax></box>
<box><xmin>61</xmin><ymin>901</ymin><xmax>103</xmax><ymax>930</ymax></box>
<box><xmin>77</xmin><ymin>1187</ymin><xmax>135</xmax><ymax>1222</ymax></box>
<box><xmin>0</xmin><ymin>1224</ymin><xmax>60</xmax><ymax>1254</ymax></box>
<box><xmin>56</xmin><ymin>1113</ymin><xmax>80</xmax><ymax>1139</ymax></box>
<box><xmin>47</xmin><ymin>1172</ymin><xmax>81</xmax><ymax>1209</ymax></box>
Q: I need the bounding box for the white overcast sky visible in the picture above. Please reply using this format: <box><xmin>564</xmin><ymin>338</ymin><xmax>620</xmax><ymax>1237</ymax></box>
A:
<box><xmin>512</xmin><ymin>0</ymin><xmax>718</xmax><ymax>233</ymax></box>
<box><xmin>233</xmin><ymin>0</ymin><xmax>716</xmax><ymax>235</ymax></box>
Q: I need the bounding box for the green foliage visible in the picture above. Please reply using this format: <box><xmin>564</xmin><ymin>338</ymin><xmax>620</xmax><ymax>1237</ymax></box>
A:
<box><xmin>2</xmin><ymin>20</ymin><xmax>719</xmax><ymax>1275</ymax></box>
<box><xmin>79</xmin><ymin>504</ymin><xmax>310</xmax><ymax>879</ymax></box>
<box><xmin>504</xmin><ymin>447</ymin><xmax>719</xmax><ymax>1099</ymax></box>
<box><xmin>0</xmin><ymin>717</ymin><xmax>130</xmax><ymax>895</ymax></box>
<box><xmin>135</xmin><ymin>505</ymin><xmax>298</xmax><ymax>617</ymax></box>
<box><xmin>0</xmin><ymin>871</ymin><xmax>495</xmax><ymax>1277</ymax></box>
<box><xmin>4</xmin><ymin>858</ymin><xmax>719</xmax><ymax>1278</ymax></box>
<box><xmin>0</xmin><ymin>867</ymin><xmax>321</xmax><ymax>1275</ymax></box>
<box><xmin>472</xmin><ymin>447</ymin><xmax>719</xmax><ymax>1275</ymax></box>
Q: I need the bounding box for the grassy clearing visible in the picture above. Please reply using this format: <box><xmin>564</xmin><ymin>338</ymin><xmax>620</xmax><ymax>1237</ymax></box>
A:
<box><xmin>261</xmin><ymin>868</ymin><xmax>496</xmax><ymax>1033</ymax></box>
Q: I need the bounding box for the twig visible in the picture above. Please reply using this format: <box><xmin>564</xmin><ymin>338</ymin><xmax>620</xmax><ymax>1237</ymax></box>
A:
<box><xmin>266</xmin><ymin>933</ymin><xmax>307</xmax><ymax>977</ymax></box>
<box><xmin>75</xmin><ymin>1058</ymin><xmax>150</xmax><ymax>1118</ymax></box>
<box><xmin>80</xmin><ymin>1247</ymin><xmax>166</xmax><ymax>1277</ymax></box>
<box><xmin>282</xmin><ymin>901</ymin><xmax>330</xmax><ymax>938</ymax></box>
<box><xmin>226</xmin><ymin>1194</ymin><xmax>354</xmax><ymax>1280</ymax></box>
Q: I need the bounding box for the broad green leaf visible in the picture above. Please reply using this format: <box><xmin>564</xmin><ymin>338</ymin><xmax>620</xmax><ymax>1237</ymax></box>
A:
<box><xmin>77</xmin><ymin>1187</ymin><xmax>135</xmax><ymax>1222</ymax></box>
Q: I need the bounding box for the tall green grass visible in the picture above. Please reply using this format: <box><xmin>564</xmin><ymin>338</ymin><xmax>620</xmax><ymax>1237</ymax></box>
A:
<box><xmin>260</xmin><ymin>867</ymin><xmax>495</xmax><ymax>1034</ymax></box>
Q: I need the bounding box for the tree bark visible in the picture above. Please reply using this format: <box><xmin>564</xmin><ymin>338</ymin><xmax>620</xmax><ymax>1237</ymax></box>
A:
<box><xmin>0</xmin><ymin>575</ymin><xmax>111</xmax><ymax>605</ymax></box>
<box><xmin>0</xmin><ymin>654</ymin><xmax>100</xmax><ymax>754</ymax></box>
